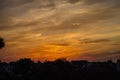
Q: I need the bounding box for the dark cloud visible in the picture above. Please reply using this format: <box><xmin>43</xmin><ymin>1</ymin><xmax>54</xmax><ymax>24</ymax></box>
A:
<box><xmin>69</xmin><ymin>0</ymin><xmax>106</xmax><ymax>5</ymax></box>
<box><xmin>51</xmin><ymin>23</ymin><xmax>80</xmax><ymax>31</ymax></box>
<box><xmin>70</xmin><ymin>7</ymin><xmax>120</xmax><ymax>27</ymax></box>
<box><xmin>69</xmin><ymin>0</ymin><xmax>120</xmax><ymax>6</ymax></box>
<box><xmin>99</xmin><ymin>51</ymin><xmax>120</xmax><ymax>56</ymax></box>
<box><xmin>81</xmin><ymin>51</ymin><xmax>120</xmax><ymax>61</ymax></box>
<box><xmin>83</xmin><ymin>0</ymin><xmax>107</xmax><ymax>5</ymax></box>
<box><xmin>1</xmin><ymin>0</ymin><xmax>120</xmax><ymax>32</ymax></box>
<box><xmin>49</xmin><ymin>43</ymin><xmax>70</xmax><ymax>46</ymax></box>
<box><xmin>0</xmin><ymin>0</ymin><xmax>36</xmax><ymax>12</ymax></box>
<box><xmin>79</xmin><ymin>39</ymin><xmax>111</xmax><ymax>44</ymax></box>
<box><xmin>0</xmin><ymin>0</ymin><xmax>55</xmax><ymax>11</ymax></box>
<box><xmin>0</xmin><ymin>0</ymin><xmax>57</xmax><ymax>32</ymax></box>
<box><xmin>112</xmin><ymin>43</ymin><xmax>120</xmax><ymax>46</ymax></box>
<box><xmin>85</xmin><ymin>0</ymin><xmax>120</xmax><ymax>5</ymax></box>
<box><xmin>68</xmin><ymin>0</ymin><xmax>81</xmax><ymax>3</ymax></box>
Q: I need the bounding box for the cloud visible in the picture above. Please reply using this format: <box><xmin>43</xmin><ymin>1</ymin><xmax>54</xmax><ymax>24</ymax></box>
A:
<box><xmin>0</xmin><ymin>0</ymin><xmax>34</xmax><ymax>9</ymax></box>
<box><xmin>1</xmin><ymin>0</ymin><xmax>120</xmax><ymax>32</ymax></box>
<box><xmin>79</xmin><ymin>38</ymin><xmax>111</xmax><ymax>44</ymax></box>
<box><xmin>68</xmin><ymin>0</ymin><xmax>120</xmax><ymax>6</ymax></box>
<box><xmin>48</xmin><ymin>43</ymin><xmax>70</xmax><ymax>46</ymax></box>
<box><xmin>112</xmin><ymin>43</ymin><xmax>120</xmax><ymax>46</ymax></box>
<box><xmin>100</xmin><ymin>51</ymin><xmax>120</xmax><ymax>56</ymax></box>
<box><xmin>68</xmin><ymin>0</ymin><xmax>81</xmax><ymax>4</ymax></box>
<box><xmin>83</xmin><ymin>0</ymin><xmax>109</xmax><ymax>5</ymax></box>
<box><xmin>0</xmin><ymin>0</ymin><xmax>56</xmax><ymax>31</ymax></box>
<box><xmin>0</xmin><ymin>0</ymin><xmax>120</xmax><ymax>62</ymax></box>
<box><xmin>80</xmin><ymin>51</ymin><xmax>120</xmax><ymax>61</ymax></box>
<box><xmin>0</xmin><ymin>0</ymin><xmax>56</xmax><ymax>10</ymax></box>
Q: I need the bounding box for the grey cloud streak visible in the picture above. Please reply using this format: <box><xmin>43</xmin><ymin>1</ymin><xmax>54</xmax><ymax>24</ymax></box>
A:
<box><xmin>69</xmin><ymin>0</ymin><xmax>120</xmax><ymax>5</ymax></box>
<box><xmin>83</xmin><ymin>39</ymin><xmax>111</xmax><ymax>44</ymax></box>
<box><xmin>48</xmin><ymin>43</ymin><xmax>70</xmax><ymax>46</ymax></box>
<box><xmin>82</xmin><ymin>51</ymin><xmax>120</xmax><ymax>61</ymax></box>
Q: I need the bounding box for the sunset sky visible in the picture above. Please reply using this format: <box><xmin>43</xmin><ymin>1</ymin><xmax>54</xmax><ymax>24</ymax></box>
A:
<box><xmin>0</xmin><ymin>0</ymin><xmax>120</xmax><ymax>62</ymax></box>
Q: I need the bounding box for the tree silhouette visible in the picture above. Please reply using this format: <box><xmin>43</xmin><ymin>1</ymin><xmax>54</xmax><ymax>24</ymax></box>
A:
<box><xmin>0</xmin><ymin>37</ymin><xmax>5</xmax><ymax>49</ymax></box>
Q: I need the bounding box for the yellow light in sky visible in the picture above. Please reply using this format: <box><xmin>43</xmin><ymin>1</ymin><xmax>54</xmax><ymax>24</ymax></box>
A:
<box><xmin>43</xmin><ymin>45</ymin><xmax>66</xmax><ymax>53</ymax></box>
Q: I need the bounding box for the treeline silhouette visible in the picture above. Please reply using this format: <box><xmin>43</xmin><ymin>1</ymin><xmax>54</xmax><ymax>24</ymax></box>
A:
<box><xmin>0</xmin><ymin>58</ymin><xmax>120</xmax><ymax>80</ymax></box>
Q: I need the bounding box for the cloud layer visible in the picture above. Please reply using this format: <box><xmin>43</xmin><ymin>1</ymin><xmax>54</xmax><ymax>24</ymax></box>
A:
<box><xmin>0</xmin><ymin>0</ymin><xmax>120</xmax><ymax>62</ymax></box>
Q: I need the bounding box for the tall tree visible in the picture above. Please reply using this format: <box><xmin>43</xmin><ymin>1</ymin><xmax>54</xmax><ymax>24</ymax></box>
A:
<box><xmin>0</xmin><ymin>37</ymin><xmax>5</xmax><ymax>49</ymax></box>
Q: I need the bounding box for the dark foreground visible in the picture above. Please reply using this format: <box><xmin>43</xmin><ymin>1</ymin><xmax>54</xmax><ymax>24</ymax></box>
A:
<box><xmin>0</xmin><ymin>58</ymin><xmax>120</xmax><ymax>80</ymax></box>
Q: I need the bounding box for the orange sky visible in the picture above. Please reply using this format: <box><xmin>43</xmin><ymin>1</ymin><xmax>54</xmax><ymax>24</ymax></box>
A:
<box><xmin>0</xmin><ymin>0</ymin><xmax>120</xmax><ymax>62</ymax></box>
